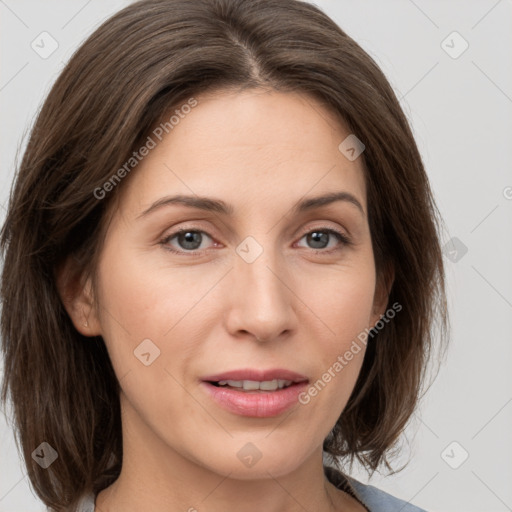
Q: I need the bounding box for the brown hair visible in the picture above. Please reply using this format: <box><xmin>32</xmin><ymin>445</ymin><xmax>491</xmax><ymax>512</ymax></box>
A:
<box><xmin>0</xmin><ymin>0</ymin><xmax>449</xmax><ymax>509</ymax></box>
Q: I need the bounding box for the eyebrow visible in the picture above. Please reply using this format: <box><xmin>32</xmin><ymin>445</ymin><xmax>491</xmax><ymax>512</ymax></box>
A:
<box><xmin>137</xmin><ymin>191</ymin><xmax>365</xmax><ymax>219</ymax></box>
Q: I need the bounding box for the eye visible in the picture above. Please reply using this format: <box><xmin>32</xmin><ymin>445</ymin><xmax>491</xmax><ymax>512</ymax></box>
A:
<box><xmin>160</xmin><ymin>226</ymin><xmax>351</xmax><ymax>256</ymax></box>
<box><xmin>160</xmin><ymin>228</ymin><xmax>215</xmax><ymax>254</ymax></box>
<box><xmin>296</xmin><ymin>228</ymin><xmax>351</xmax><ymax>252</ymax></box>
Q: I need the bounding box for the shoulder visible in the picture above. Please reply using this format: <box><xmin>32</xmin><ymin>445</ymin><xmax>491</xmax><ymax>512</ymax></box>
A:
<box><xmin>324</xmin><ymin>465</ymin><xmax>427</xmax><ymax>512</ymax></box>
<box><xmin>344</xmin><ymin>474</ymin><xmax>428</xmax><ymax>512</ymax></box>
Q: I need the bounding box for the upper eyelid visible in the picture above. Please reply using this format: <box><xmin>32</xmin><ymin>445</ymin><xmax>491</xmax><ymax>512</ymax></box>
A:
<box><xmin>157</xmin><ymin>208</ymin><xmax>358</xmax><ymax>235</ymax></box>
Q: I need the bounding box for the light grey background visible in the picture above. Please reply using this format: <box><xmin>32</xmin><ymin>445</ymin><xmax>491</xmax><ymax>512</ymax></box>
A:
<box><xmin>1</xmin><ymin>1</ymin><xmax>511</xmax><ymax>511</ymax></box>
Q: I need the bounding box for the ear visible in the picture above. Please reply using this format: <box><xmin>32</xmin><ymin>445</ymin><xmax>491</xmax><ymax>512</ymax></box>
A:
<box><xmin>370</xmin><ymin>261</ymin><xmax>395</xmax><ymax>328</ymax></box>
<box><xmin>55</xmin><ymin>256</ymin><xmax>102</xmax><ymax>337</ymax></box>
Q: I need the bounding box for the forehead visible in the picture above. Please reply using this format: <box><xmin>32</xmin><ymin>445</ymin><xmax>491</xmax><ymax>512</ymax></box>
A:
<box><xmin>118</xmin><ymin>88</ymin><xmax>367</xmax><ymax>217</ymax></box>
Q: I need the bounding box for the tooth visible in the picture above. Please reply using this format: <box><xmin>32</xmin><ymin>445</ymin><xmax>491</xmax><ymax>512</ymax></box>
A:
<box><xmin>259</xmin><ymin>379</ymin><xmax>279</xmax><ymax>391</ymax></box>
<box><xmin>242</xmin><ymin>380</ymin><xmax>261</xmax><ymax>390</ymax></box>
<box><xmin>216</xmin><ymin>379</ymin><xmax>295</xmax><ymax>390</ymax></box>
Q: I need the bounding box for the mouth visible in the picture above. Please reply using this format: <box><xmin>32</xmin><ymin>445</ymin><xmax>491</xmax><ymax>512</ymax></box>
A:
<box><xmin>200</xmin><ymin>368</ymin><xmax>309</xmax><ymax>417</ymax></box>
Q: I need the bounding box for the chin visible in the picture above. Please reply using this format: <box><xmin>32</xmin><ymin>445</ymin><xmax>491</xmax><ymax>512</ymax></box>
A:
<box><xmin>199</xmin><ymin>439</ymin><xmax>310</xmax><ymax>480</ymax></box>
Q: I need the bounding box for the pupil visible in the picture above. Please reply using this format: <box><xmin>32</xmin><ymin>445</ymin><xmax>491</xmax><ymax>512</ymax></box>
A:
<box><xmin>308</xmin><ymin>231</ymin><xmax>328</xmax><ymax>249</ymax></box>
<box><xmin>179</xmin><ymin>231</ymin><xmax>202</xmax><ymax>250</ymax></box>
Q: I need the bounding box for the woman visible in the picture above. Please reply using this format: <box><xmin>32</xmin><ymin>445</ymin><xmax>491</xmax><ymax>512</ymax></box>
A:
<box><xmin>0</xmin><ymin>0</ymin><xmax>448</xmax><ymax>510</ymax></box>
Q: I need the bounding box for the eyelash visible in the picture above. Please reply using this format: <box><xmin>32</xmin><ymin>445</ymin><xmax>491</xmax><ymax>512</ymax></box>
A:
<box><xmin>159</xmin><ymin>226</ymin><xmax>352</xmax><ymax>257</ymax></box>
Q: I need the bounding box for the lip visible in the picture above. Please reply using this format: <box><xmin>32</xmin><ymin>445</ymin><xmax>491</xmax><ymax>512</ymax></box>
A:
<box><xmin>201</xmin><ymin>381</ymin><xmax>309</xmax><ymax>418</ymax></box>
<box><xmin>201</xmin><ymin>368</ymin><xmax>308</xmax><ymax>383</ymax></box>
<box><xmin>200</xmin><ymin>368</ymin><xmax>309</xmax><ymax>418</ymax></box>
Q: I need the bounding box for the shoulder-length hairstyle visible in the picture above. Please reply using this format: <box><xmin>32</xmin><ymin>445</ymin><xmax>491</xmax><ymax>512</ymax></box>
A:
<box><xmin>1</xmin><ymin>0</ymin><xmax>449</xmax><ymax>510</ymax></box>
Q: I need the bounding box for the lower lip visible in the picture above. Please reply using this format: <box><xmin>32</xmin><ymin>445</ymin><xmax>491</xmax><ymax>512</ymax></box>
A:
<box><xmin>201</xmin><ymin>381</ymin><xmax>309</xmax><ymax>418</ymax></box>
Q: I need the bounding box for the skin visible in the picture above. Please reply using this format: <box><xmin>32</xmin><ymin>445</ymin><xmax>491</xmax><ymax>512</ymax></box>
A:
<box><xmin>59</xmin><ymin>88</ymin><xmax>392</xmax><ymax>512</ymax></box>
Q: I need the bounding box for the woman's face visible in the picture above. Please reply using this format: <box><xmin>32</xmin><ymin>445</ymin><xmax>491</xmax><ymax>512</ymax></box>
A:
<box><xmin>76</xmin><ymin>89</ymin><xmax>388</xmax><ymax>478</ymax></box>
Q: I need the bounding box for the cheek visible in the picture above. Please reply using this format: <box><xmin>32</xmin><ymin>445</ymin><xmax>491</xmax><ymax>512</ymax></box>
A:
<box><xmin>93</xmin><ymin>246</ymin><xmax>205</xmax><ymax>428</ymax></box>
<box><xmin>97</xmin><ymin>239</ymin><xmax>203</xmax><ymax>334</ymax></box>
<box><xmin>303</xmin><ymin>260</ymin><xmax>376</xmax><ymax>346</ymax></box>
<box><xmin>94</xmin><ymin>241</ymin><xmax>222</xmax><ymax>400</ymax></box>
<box><xmin>295</xmin><ymin>261</ymin><xmax>376</xmax><ymax>408</ymax></box>
<box><xmin>327</xmin><ymin>278</ymin><xmax>375</xmax><ymax>341</ymax></box>
<box><xmin>94</xmin><ymin>244</ymin><xmax>181</xmax><ymax>372</ymax></box>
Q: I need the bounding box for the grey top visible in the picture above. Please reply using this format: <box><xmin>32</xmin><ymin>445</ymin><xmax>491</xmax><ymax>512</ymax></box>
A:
<box><xmin>325</xmin><ymin>466</ymin><xmax>427</xmax><ymax>511</ymax></box>
<box><xmin>68</xmin><ymin>466</ymin><xmax>427</xmax><ymax>512</ymax></box>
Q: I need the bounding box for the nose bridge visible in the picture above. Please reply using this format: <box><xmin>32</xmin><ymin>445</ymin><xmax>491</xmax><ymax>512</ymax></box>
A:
<box><xmin>228</xmin><ymin>235</ymin><xmax>295</xmax><ymax>340</ymax></box>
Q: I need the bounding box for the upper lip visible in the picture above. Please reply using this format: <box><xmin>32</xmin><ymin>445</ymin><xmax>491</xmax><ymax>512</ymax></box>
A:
<box><xmin>202</xmin><ymin>368</ymin><xmax>309</xmax><ymax>383</ymax></box>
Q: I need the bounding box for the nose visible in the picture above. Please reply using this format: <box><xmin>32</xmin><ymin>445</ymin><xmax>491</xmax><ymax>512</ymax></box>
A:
<box><xmin>224</xmin><ymin>243</ymin><xmax>296</xmax><ymax>343</ymax></box>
